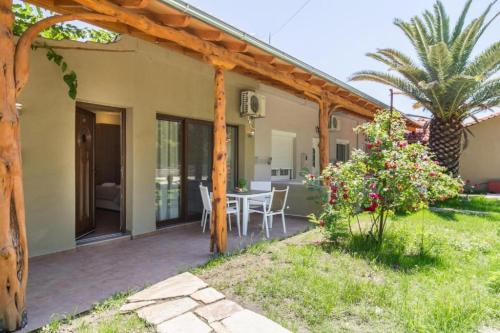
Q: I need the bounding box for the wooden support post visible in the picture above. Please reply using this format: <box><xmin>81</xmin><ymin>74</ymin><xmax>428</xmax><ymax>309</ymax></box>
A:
<box><xmin>210</xmin><ymin>66</ymin><xmax>228</xmax><ymax>254</ymax></box>
<box><xmin>318</xmin><ymin>96</ymin><xmax>330</xmax><ymax>172</ymax></box>
<box><xmin>0</xmin><ymin>0</ymin><xmax>28</xmax><ymax>330</ymax></box>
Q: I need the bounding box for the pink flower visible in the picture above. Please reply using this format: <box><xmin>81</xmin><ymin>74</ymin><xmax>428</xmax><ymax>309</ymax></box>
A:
<box><xmin>429</xmin><ymin>171</ymin><xmax>437</xmax><ymax>177</ymax></box>
<box><xmin>369</xmin><ymin>183</ymin><xmax>376</xmax><ymax>190</ymax></box>
<box><xmin>319</xmin><ymin>220</ymin><xmax>325</xmax><ymax>227</ymax></box>
<box><xmin>329</xmin><ymin>197</ymin><xmax>336</xmax><ymax>205</ymax></box>
<box><xmin>366</xmin><ymin>143</ymin><xmax>373</xmax><ymax>150</ymax></box>
<box><xmin>369</xmin><ymin>192</ymin><xmax>380</xmax><ymax>200</ymax></box>
<box><xmin>309</xmin><ymin>174</ymin><xmax>316</xmax><ymax>180</ymax></box>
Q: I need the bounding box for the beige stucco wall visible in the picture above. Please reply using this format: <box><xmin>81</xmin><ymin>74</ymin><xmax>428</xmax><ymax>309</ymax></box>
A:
<box><xmin>253</xmin><ymin>86</ymin><xmax>319</xmax><ymax>180</ymax></box>
<box><xmin>18</xmin><ymin>35</ymin><xmax>259</xmax><ymax>257</ymax></box>
<box><xmin>328</xmin><ymin>110</ymin><xmax>367</xmax><ymax>162</ymax></box>
<box><xmin>459</xmin><ymin>116</ymin><xmax>500</xmax><ymax>186</ymax></box>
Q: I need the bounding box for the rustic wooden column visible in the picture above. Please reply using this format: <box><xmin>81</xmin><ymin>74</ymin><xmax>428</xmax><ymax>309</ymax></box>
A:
<box><xmin>210</xmin><ymin>65</ymin><xmax>228</xmax><ymax>253</ymax></box>
<box><xmin>318</xmin><ymin>95</ymin><xmax>330</xmax><ymax>172</ymax></box>
<box><xmin>0</xmin><ymin>0</ymin><xmax>28</xmax><ymax>330</ymax></box>
<box><xmin>0</xmin><ymin>10</ymin><xmax>115</xmax><ymax>331</ymax></box>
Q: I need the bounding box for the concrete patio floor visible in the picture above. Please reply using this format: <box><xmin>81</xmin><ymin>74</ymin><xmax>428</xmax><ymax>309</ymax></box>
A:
<box><xmin>25</xmin><ymin>215</ymin><xmax>311</xmax><ymax>331</ymax></box>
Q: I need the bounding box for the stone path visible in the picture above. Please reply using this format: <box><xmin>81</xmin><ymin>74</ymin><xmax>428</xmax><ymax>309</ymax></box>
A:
<box><xmin>120</xmin><ymin>272</ymin><xmax>290</xmax><ymax>333</ymax></box>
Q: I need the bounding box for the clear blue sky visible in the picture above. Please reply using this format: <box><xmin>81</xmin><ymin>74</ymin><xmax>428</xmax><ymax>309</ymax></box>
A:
<box><xmin>183</xmin><ymin>0</ymin><xmax>498</xmax><ymax>117</ymax></box>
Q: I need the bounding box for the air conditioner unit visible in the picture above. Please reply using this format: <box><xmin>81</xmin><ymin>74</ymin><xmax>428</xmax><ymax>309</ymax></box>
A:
<box><xmin>240</xmin><ymin>91</ymin><xmax>266</xmax><ymax>118</ymax></box>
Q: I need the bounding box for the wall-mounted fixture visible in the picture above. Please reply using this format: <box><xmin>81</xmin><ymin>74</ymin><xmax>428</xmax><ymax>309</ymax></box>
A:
<box><xmin>240</xmin><ymin>91</ymin><xmax>266</xmax><ymax>137</ymax></box>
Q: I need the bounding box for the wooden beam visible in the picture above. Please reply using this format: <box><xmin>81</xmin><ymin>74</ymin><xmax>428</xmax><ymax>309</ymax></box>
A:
<box><xmin>319</xmin><ymin>95</ymin><xmax>330</xmax><ymax>172</ymax></box>
<box><xmin>114</xmin><ymin>0</ymin><xmax>148</xmax><ymax>8</ymax></box>
<box><xmin>210</xmin><ymin>66</ymin><xmax>228</xmax><ymax>254</ymax></box>
<box><xmin>190</xmin><ymin>29</ymin><xmax>222</xmax><ymax>41</ymax></box>
<box><xmin>156</xmin><ymin>14</ymin><xmax>191</xmax><ymax>28</ymax></box>
<box><xmin>252</xmin><ymin>53</ymin><xmax>274</xmax><ymax>62</ymax></box>
<box><xmin>221</xmin><ymin>41</ymin><xmax>248</xmax><ymax>52</ymax></box>
<box><xmin>273</xmin><ymin>63</ymin><xmax>295</xmax><ymax>73</ymax></box>
<box><xmin>53</xmin><ymin>0</ymin><xmax>81</xmax><ymax>7</ymax></box>
<box><xmin>309</xmin><ymin>77</ymin><xmax>327</xmax><ymax>87</ymax></box>
<box><xmin>292</xmin><ymin>72</ymin><xmax>312</xmax><ymax>81</ymax></box>
<box><xmin>60</xmin><ymin>0</ymin><xmax>375</xmax><ymax>118</ymax></box>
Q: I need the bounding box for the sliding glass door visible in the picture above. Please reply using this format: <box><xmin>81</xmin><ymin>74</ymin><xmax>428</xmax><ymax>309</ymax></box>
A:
<box><xmin>156</xmin><ymin>115</ymin><xmax>238</xmax><ymax>226</ymax></box>
<box><xmin>155</xmin><ymin>118</ymin><xmax>182</xmax><ymax>222</ymax></box>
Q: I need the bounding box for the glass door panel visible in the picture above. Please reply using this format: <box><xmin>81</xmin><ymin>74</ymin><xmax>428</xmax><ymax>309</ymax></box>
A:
<box><xmin>186</xmin><ymin>121</ymin><xmax>213</xmax><ymax>218</ymax></box>
<box><xmin>156</xmin><ymin>119</ymin><xmax>182</xmax><ymax>222</ymax></box>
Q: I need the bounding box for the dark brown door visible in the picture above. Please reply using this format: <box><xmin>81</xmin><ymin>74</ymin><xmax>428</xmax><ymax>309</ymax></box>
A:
<box><xmin>75</xmin><ymin>107</ymin><xmax>96</xmax><ymax>238</ymax></box>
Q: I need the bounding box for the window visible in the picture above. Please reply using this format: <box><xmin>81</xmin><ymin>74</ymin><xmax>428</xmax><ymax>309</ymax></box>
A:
<box><xmin>328</xmin><ymin>115</ymin><xmax>340</xmax><ymax>131</ymax></box>
<box><xmin>271</xmin><ymin>130</ymin><xmax>296</xmax><ymax>180</ymax></box>
<box><xmin>336</xmin><ymin>142</ymin><xmax>350</xmax><ymax>162</ymax></box>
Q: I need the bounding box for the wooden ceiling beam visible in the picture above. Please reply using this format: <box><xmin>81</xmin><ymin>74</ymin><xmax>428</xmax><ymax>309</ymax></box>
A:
<box><xmin>308</xmin><ymin>78</ymin><xmax>327</xmax><ymax>87</ymax></box>
<box><xmin>53</xmin><ymin>0</ymin><xmax>82</xmax><ymax>7</ymax></box>
<box><xmin>273</xmin><ymin>63</ymin><xmax>295</xmax><ymax>73</ymax></box>
<box><xmin>156</xmin><ymin>14</ymin><xmax>191</xmax><ymax>28</ymax></box>
<box><xmin>292</xmin><ymin>72</ymin><xmax>312</xmax><ymax>81</ymax></box>
<box><xmin>221</xmin><ymin>41</ymin><xmax>248</xmax><ymax>52</ymax></box>
<box><xmin>113</xmin><ymin>0</ymin><xmax>148</xmax><ymax>8</ymax></box>
<box><xmin>190</xmin><ymin>29</ymin><xmax>222</xmax><ymax>41</ymax></box>
<box><xmin>251</xmin><ymin>53</ymin><xmax>275</xmax><ymax>62</ymax></box>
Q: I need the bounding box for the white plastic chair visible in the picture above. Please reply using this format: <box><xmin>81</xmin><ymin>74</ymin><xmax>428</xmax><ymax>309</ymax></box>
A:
<box><xmin>248</xmin><ymin>186</ymin><xmax>289</xmax><ymax>238</ymax></box>
<box><xmin>200</xmin><ymin>184</ymin><xmax>241</xmax><ymax>236</ymax></box>
<box><xmin>249</xmin><ymin>181</ymin><xmax>272</xmax><ymax>207</ymax></box>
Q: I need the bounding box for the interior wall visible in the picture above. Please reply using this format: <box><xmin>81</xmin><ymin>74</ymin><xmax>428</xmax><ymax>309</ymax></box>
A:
<box><xmin>19</xmin><ymin>36</ymin><xmax>256</xmax><ymax>257</ymax></box>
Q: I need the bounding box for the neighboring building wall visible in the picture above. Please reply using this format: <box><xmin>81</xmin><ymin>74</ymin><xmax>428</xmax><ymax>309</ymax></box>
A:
<box><xmin>19</xmin><ymin>36</ymin><xmax>259</xmax><ymax>257</ymax></box>
<box><xmin>328</xmin><ymin>109</ymin><xmax>367</xmax><ymax>163</ymax></box>
<box><xmin>459</xmin><ymin>116</ymin><xmax>500</xmax><ymax>186</ymax></box>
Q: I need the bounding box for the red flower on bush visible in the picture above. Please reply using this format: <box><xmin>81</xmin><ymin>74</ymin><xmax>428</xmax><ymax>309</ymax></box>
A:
<box><xmin>319</xmin><ymin>220</ymin><xmax>325</xmax><ymax>227</ymax></box>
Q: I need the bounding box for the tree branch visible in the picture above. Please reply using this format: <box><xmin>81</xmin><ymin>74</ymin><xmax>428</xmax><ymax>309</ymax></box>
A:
<box><xmin>14</xmin><ymin>13</ymin><xmax>118</xmax><ymax>96</ymax></box>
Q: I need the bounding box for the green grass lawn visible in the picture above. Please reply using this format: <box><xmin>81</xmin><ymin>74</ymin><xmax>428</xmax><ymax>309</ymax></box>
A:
<box><xmin>434</xmin><ymin>195</ymin><xmax>500</xmax><ymax>213</ymax></box>
<box><xmin>197</xmin><ymin>200</ymin><xmax>500</xmax><ymax>332</ymax></box>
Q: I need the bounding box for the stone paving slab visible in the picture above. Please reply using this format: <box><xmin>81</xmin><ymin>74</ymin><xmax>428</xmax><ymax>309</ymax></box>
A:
<box><xmin>195</xmin><ymin>299</ymin><xmax>244</xmax><ymax>323</ymax></box>
<box><xmin>125</xmin><ymin>272</ymin><xmax>290</xmax><ymax>332</ymax></box>
<box><xmin>128</xmin><ymin>272</ymin><xmax>207</xmax><ymax>302</ymax></box>
<box><xmin>136</xmin><ymin>297</ymin><xmax>198</xmax><ymax>325</ymax></box>
<box><xmin>191</xmin><ymin>287</ymin><xmax>225</xmax><ymax>304</ymax></box>
<box><xmin>120</xmin><ymin>300</ymin><xmax>156</xmax><ymax>313</ymax></box>
<box><xmin>157</xmin><ymin>312</ymin><xmax>212</xmax><ymax>333</ymax></box>
<box><xmin>222</xmin><ymin>309</ymin><xmax>291</xmax><ymax>333</ymax></box>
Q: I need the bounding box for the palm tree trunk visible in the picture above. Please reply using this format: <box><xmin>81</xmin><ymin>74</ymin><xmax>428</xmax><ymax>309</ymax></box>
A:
<box><xmin>428</xmin><ymin>117</ymin><xmax>462</xmax><ymax>177</ymax></box>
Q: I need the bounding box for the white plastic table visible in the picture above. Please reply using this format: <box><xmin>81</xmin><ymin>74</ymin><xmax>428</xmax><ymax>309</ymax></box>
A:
<box><xmin>227</xmin><ymin>190</ymin><xmax>271</xmax><ymax>236</ymax></box>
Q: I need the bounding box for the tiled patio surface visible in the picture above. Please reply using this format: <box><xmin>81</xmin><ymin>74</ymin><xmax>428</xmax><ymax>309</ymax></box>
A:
<box><xmin>25</xmin><ymin>215</ymin><xmax>310</xmax><ymax>331</ymax></box>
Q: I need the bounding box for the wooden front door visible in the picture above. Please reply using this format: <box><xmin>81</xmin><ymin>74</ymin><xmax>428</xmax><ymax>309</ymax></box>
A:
<box><xmin>75</xmin><ymin>107</ymin><xmax>96</xmax><ymax>238</ymax></box>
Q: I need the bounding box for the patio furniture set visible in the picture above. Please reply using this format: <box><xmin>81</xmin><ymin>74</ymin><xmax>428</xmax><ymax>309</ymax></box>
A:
<box><xmin>199</xmin><ymin>181</ymin><xmax>289</xmax><ymax>238</ymax></box>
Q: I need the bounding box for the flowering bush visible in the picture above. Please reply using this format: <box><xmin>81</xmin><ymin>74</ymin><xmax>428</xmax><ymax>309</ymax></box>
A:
<box><xmin>305</xmin><ymin>110</ymin><xmax>462</xmax><ymax>243</ymax></box>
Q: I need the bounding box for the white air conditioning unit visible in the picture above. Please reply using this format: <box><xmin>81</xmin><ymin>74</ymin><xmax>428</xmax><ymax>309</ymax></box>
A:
<box><xmin>240</xmin><ymin>91</ymin><xmax>266</xmax><ymax>118</ymax></box>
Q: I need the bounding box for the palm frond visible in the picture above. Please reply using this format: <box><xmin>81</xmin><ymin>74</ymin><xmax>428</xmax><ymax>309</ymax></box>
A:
<box><xmin>465</xmin><ymin>41</ymin><xmax>500</xmax><ymax>78</ymax></box>
<box><xmin>428</xmin><ymin>42</ymin><xmax>453</xmax><ymax>81</ymax></box>
<box><xmin>350</xmin><ymin>70</ymin><xmax>431</xmax><ymax>107</ymax></box>
<box><xmin>434</xmin><ymin>1</ymin><xmax>450</xmax><ymax>43</ymax></box>
<box><xmin>450</xmin><ymin>0</ymin><xmax>473</xmax><ymax>43</ymax></box>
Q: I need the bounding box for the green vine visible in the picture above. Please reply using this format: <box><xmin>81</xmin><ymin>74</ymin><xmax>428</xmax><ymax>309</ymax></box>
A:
<box><xmin>13</xmin><ymin>3</ymin><xmax>118</xmax><ymax>100</ymax></box>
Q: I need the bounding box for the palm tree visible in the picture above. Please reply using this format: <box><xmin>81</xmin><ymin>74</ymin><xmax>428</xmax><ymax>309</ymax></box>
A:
<box><xmin>350</xmin><ymin>0</ymin><xmax>499</xmax><ymax>176</ymax></box>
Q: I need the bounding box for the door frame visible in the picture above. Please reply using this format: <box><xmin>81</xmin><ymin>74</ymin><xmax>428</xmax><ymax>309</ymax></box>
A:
<box><xmin>76</xmin><ymin>102</ymin><xmax>127</xmax><ymax>236</ymax></box>
<box><xmin>156</xmin><ymin>113</ymin><xmax>239</xmax><ymax>227</ymax></box>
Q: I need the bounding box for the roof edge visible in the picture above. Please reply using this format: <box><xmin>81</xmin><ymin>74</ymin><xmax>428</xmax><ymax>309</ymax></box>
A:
<box><xmin>161</xmin><ymin>0</ymin><xmax>389</xmax><ymax>110</ymax></box>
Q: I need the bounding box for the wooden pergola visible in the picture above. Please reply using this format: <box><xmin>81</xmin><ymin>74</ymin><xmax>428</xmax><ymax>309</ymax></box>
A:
<box><xmin>0</xmin><ymin>0</ymin><xmax>412</xmax><ymax>330</ymax></box>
